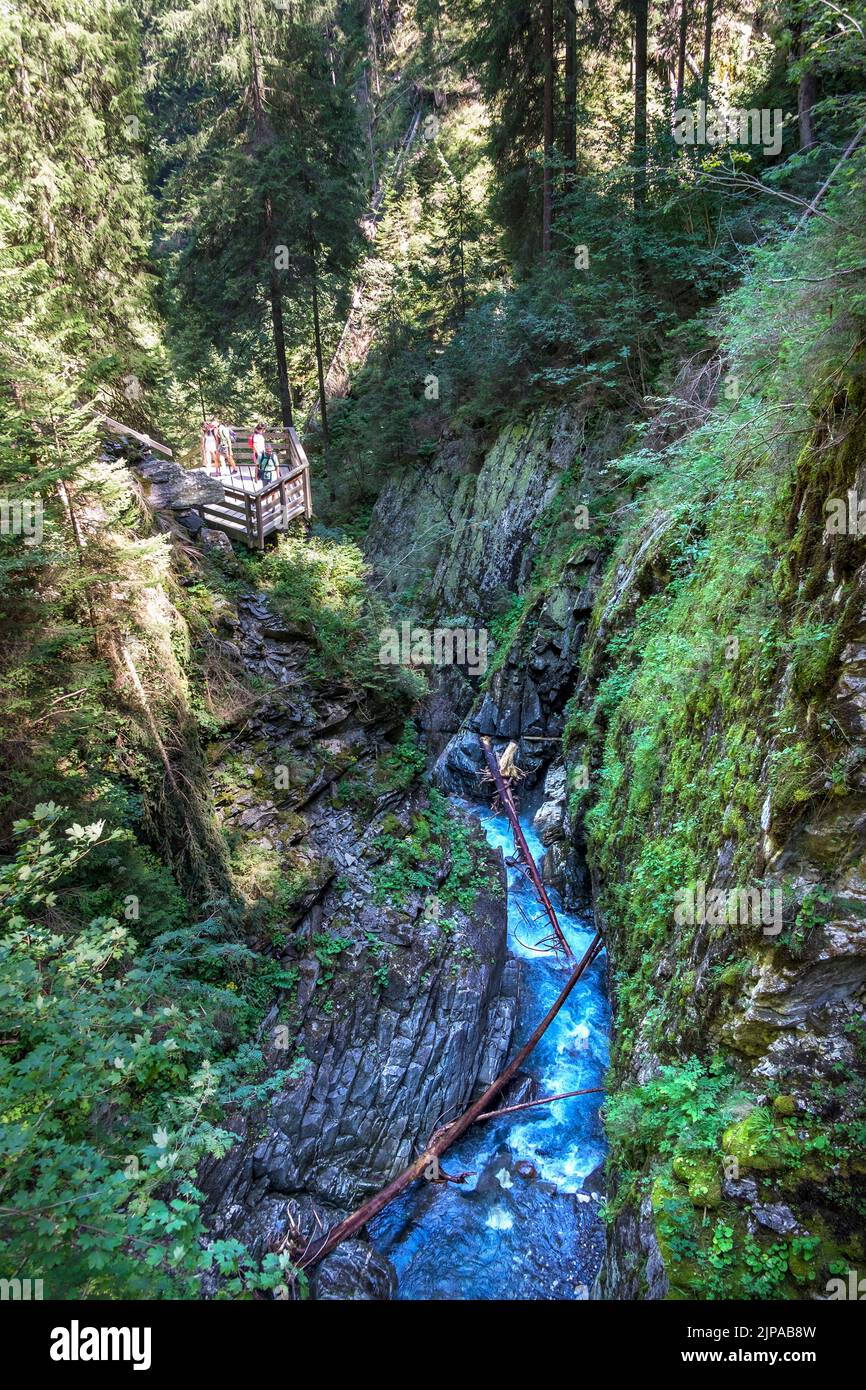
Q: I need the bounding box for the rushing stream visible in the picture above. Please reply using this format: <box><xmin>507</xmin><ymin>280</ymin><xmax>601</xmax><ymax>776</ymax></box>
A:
<box><xmin>370</xmin><ymin>797</ymin><xmax>609</xmax><ymax>1300</ymax></box>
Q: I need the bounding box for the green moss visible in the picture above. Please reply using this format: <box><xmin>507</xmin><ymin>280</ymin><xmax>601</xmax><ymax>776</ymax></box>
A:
<box><xmin>722</xmin><ymin>1109</ymin><xmax>790</xmax><ymax>1174</ymax></box>
<box><xmin>672</xmin><ymin>1152</ymin><xmax>722</xmax><ymax>1208</ymax></box>
<box><xmin>652</xmin><ymin>1173</ymin><xmax>703</xmax><ymax>1294</ymax></box>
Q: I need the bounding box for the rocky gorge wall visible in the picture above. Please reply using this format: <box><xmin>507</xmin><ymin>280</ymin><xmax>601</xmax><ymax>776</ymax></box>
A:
<box><xmin>364</xmin><ymin>359</ymin><xmax>866</xmax><ymax>1299</ymax></box>
<box><xmin>112</xmin><ymin>444</ymin><xmax>523</xmax><ymax>1300</ymax></box>
<box><xmin>572</xmin><ymin>376</ymin><xmax>866</xmax><ymax>1301</ymax></box>
<box><xmin>124</xmin><ymin>339</ymin><xmax>866</xmax><ymax>1301</ymax></box>
<box><xmin>193</xmin><ymin>590</ymin><xmax>518</xmax><ymax>1297</ymax></box>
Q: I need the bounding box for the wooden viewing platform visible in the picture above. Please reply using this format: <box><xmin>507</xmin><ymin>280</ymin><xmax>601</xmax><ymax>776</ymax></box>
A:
<box><xmin>200</xmin><ymin>425</ymin><xmax>312</xmax><ymax>550</ymax></box>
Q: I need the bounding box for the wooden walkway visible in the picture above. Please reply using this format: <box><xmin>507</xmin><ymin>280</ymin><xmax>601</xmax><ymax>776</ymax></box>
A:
<box><xmin>200</xmin><ymin>426</ymin><xmax>312</xmax><ymax>550</ymax></box>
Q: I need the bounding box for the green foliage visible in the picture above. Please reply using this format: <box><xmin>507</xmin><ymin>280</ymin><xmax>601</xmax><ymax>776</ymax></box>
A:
<box><xmin>372</xmin><ymin>789</ymin><xmax>495</xmax><ymax>911</ymax></box>
<box><xmin>256</xmin><ymin>530</ymin><xmax>424</xmax><ymax>704</ymax></box>
<box><xmin>373</xmin><ymin>720</ymin><xmax>428</xmax><ymax>794</ymax></box>
<box><xmin>605</xmin><ymin>1057</ymin><xmax>748</xmax><ymax>1172</ymax></box>
<box><xmin>151</xmin><ymin>0</ymin><xmax>366</xmax><ymax>431</ymax></box>
<box><xmin>0</xmin><ymin>807</ymin><xmax>296</xmax><ymax>1296</ymax></box>
<box><xmin>313</xmin><ymin>930</ymin><xmax>352</xmax><ymax>981</ymax></box>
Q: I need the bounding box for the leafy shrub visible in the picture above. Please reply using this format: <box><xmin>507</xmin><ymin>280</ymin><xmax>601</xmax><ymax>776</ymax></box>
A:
<box><xmin>0</xmin><ymin>805</ymin><xmax>297</xmax><ymax>1297</ymax></box>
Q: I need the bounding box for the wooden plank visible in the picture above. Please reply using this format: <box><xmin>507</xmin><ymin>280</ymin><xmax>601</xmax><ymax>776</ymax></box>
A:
<box><xmin>287</xmin><ymin>427</ymin><xmax>310</xmax><ymax>471</ymax></box>
<box><xmin>200</xmin><ymin>512</ymin><xmax>249</xmax><ymax>536</ymax></box>
<box><xmin>102</xmin><ymin>415</ymin><xmax>173</xmax><ymax>458</ymax></box>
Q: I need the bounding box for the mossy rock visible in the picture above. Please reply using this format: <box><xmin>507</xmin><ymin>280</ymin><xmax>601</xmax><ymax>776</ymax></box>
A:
<box><xmin>722</xmin><ymin>1109</ymin><xmax>790</xmax><ymax>1174</ymax></box>
<box><xmin>672</xmin><ymin>1152</ymin><xmax>723</xmax><ymax>1208</ymax></box>
<box><xmin>651</xmin><ymin>1172</ymin><xmax>703</xmax><ymax>1293</ymax></box>
<box><xmin>719</xmin><ymin>964</ymin><xmax>744</xmax><ymax>988</ymax></box>
<box><xmin>787</xmin><ymin>1240</ymin><xmax>820</xmax><ymax>1283</ymax></box>
<box><xmin>788</xmin><ymin>1215</ymin><xmax>863</xmax><ymax>1282</ymax></box>
<box><xmin>719</xmin><ymin>1011</ymin><xmax>785</xmax><ymax>1056</ymax></box>
<box><xmin>380</xmin><ymin>812</ymin><xmax>407</xmax><ymax>838</ymax></box>
<box><xmin>278</xmin><ymin>811</ymin><xmax>308</xmax><ymax>843</ymax></box>
<box><xmin>722</xmin><ymin>1108</ymin><xmax>832</xmax><ymax>1180</ymax></box>
<box><xmin>772</xmin><ymin>1094</ymin><xmax>796</xmax><ymax>1115</ymax></box>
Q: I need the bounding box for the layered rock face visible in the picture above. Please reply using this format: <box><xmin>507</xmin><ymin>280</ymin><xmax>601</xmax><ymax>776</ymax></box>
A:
<box><xmin>366</xmin><ymin>410</ymin><xmax>575</xmax><ymax>613</ymax></box>
<box><xmin>192</xmin><ymin>592</ymin><xmax>517</xmax><ymax>1296</ymax></box>
<box><xmin>365</xmin><ymin>408</ymin><xmax>587</xmax><ymax>766</ymax></box>
<box><xmin>432</xmin><ymin>551</ymin><xmax>600</xmax><ymax>805</ymax></box>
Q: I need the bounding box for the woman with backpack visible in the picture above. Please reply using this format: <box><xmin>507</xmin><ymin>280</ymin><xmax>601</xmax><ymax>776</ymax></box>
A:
<box><xmin>259</xmin><ymin>440</ymin><xmax>280</xmax><ymax>484</ymax></box>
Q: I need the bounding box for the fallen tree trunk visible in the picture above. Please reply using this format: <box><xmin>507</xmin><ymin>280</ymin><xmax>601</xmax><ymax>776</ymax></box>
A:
<box><xmin>300</xmin><ymin>931</ymin><xmax>604</xmax><ymax>1269</ymax></box>
<box><xmin>480</xmin><ymin>736</ymin><xmax>575</xmax><ymax>961</ymax></box>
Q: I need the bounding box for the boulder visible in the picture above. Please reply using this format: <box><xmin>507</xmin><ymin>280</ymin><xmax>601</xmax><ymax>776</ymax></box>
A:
<box><xmin>314</xmin><ymin>1241</ymin><xmax>397</xmax><ymax>1300</ymax></box>
<box><xmin>135</xmin><ymin>455</ymin><xmax>224</xmax><ymax>511</ymax></box>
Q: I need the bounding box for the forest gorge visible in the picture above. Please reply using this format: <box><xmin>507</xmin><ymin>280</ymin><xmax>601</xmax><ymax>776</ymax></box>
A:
<box><xmin>1</xmin><ymin>0</ymin><xmax>866</xmax><ymax>1305</ymax></box>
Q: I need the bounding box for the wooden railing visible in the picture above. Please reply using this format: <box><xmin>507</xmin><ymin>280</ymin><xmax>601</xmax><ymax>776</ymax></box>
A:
<box><xmin>200</xmin><ymin>426</ymin><xmax>312</xmax><ymax>550</ymax></box>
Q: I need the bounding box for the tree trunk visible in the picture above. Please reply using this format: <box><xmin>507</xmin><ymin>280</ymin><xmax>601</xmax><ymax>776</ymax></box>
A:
<box><xmin>266</xmin><ymin>195</ymin><xmax>293</xmax><ymax>429</ymax></box>
<box><xmin>564</xmin><ymin>1</ymin><xmax>577</xmax><ymax>171</ymax></box>
<box><xmin>798</xmin><ymin>66</ymin><xmax>817</xmax><ymax>150</ymax></box>
<box><xmin>634</xmin><ymin>0</ymin><xmax>649</xmax><ymax>212</ymax></box>
<box><xmin>246</xmin><ymin>1</ymin><xmax>266</xmax><ymax>138</ymax></box>
<box><xmin>308</xmin><ymin>222</ymin><xmax>329</xmax><ymax>447</ymax></box>
<box><xmin>457</xmin><ymin>181</ymin><xmax>467</xmax><ymax>319</ymax></box>
<box><xmin>481</xmin><ymin>737</ymin><xmax>574</xmax><ymax>960</ymax></box>
<box><xmin>676</xmin><ymin>0</ymin><xmax>688</xmax><ymax>106</ymax></box>
<box><xmin>542</xmin><ymin>0</ymin><xmax>554</xmax><ymax>254</ymax></box>
<box><xmin>269</xmin><ymin>273</ymin><xmax>294</xmax><ymax>430</ymax></box>
<box><xmin>363</xmin><ymin>0</ymin><xmax>380</xmax><ymax>97</ymax></box>
<box><xmin>701</xmin><ymin>0</ymin><xmax>714</xmax><ymax>102</ymax></box>
<box><xmin>363</xmin><ymin>68</ymin><xmax>377</xmax><ymax>191</ymax></box>
<box><xmin>247</xmin><ymin>5</ymin><xmax>293</xmax><ymax>428</ymax></box>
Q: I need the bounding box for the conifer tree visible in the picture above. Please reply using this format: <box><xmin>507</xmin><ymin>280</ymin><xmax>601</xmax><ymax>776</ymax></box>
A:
<box><xmin>153</xmin><ymin>0</ymin><xmax>365</xmax><ymax>428</ymax></box>
<box><xmin>0</xmin><ymin>0</ymin><xmax>159</xmax><ymax>653</ymax></box>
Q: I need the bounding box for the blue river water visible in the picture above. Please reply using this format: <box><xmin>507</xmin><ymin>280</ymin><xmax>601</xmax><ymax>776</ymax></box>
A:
<box><xmin>370</xmin><ymin>798</ymin><xmax>609</xmax><ymax>1300</ymax></box>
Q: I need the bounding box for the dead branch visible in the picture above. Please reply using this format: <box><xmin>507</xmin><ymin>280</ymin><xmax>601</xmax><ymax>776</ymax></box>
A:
<box><xmin>794</xmin><ymin>119</ymin><xmax>866</xmax><ymax>234</ymax></box>
<box><xmin>476</xmin><ymin>1085</ymin><xmax>604</xmax><ymax>1123</ymax></box>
